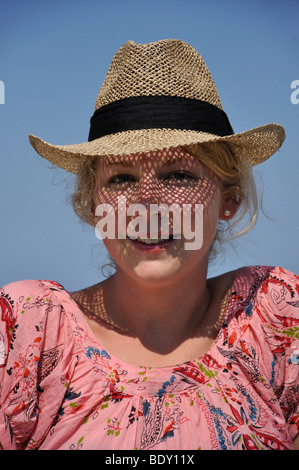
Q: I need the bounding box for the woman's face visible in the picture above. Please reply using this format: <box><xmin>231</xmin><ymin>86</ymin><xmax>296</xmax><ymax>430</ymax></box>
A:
<box><xmin>94</xmin><ymin>147</ymin><xmax>225</xmax><ymax>285</ymax></box>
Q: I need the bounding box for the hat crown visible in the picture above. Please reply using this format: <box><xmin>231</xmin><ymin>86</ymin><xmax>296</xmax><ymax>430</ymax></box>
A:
<box><xmin>29</xmin><ymin>39</ymin><xmax>285</xmax><ymax>174</ymax></box>
<box><xmin>95</xmin><ymin>39</ymin><xmax>223</xmax><ymax>111</ymax></box>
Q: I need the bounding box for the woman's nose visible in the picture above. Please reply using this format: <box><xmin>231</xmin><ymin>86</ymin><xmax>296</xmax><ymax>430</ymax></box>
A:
<box><xmin>133</xmin><ymin>174</ymin><xmax>161</xmax><ymax>207</ymax></box>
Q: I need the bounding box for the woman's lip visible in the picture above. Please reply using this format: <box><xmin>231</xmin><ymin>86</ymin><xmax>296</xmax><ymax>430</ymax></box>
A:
<box><xmin>128</xmin><ymin>237</ymin><xmax>177</xmax><ymax>251</ymax></box>
<box><xmin>127</xmin><ymin>233</ymin><xmax>175</xmax><ymax>239</ymax></box>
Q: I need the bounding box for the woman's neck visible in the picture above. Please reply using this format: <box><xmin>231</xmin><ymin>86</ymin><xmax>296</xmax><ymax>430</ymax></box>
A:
<box><xmin>71</xmin><ymin>266</ymin><xmax>236</xmax><ymax>366</ymax></box>
<box><xmin>103</xmin><ymin>265</ymin><xmax>213</xmax><ymax>352</ymax></box>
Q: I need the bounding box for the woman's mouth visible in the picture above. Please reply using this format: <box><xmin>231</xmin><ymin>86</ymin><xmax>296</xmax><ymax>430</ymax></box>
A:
<box><xmin>128</xmin><ymin>234</ymin><xmax>177</xmax><ymax>251</ymax></box>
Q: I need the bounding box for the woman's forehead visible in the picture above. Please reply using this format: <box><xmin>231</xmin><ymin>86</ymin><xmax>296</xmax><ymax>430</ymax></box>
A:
<box><xmin>101</xmin><ymin>147</ymin><xmax>200</xmax><ymax>167</ymax></box>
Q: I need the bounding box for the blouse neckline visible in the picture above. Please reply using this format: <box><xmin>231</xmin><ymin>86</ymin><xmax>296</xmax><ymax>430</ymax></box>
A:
<box><xmin>56</xmin><ymin>269</ymin><xmax>240</xmax><ymax>374</ymax></box>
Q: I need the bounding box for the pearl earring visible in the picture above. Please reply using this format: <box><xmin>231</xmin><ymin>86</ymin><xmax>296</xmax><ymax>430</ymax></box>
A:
<box><xmin>224</xmin><ymin>210</ymin><xmax>231</xmax><ymax>217</ymax></box>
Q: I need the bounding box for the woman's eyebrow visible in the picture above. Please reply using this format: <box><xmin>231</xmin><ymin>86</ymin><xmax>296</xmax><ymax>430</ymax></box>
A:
<box><xmin>103</xmin><ymin>159</ymin><xmax>134</xmax><ymax>168</ymax></box>
<box><xmin>162</xmin><ymin>157</ymin><xmax>191</xmax><ymax>167</ymax></box>
<box><xmin>102</xmin><ymin>156</ymin><xmax>192</xmax><ymax>168</ymax></box>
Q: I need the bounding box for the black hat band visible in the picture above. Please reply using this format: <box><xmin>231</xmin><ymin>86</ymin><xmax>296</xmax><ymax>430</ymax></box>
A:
<box><xmin>88</xmin><ymin>95</ymin><xmax>234</xmax><ymax>142</ymax></box>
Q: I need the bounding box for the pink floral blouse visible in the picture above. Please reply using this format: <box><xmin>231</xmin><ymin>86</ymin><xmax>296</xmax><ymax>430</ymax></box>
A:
<box><xmin>0</xmin><ymin>266</ymin><xmax>298</xmax><ymax>450</ymax></box>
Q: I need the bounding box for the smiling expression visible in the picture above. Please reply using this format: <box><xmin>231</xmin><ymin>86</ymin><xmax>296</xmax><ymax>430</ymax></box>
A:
<box><xmin>94</xmin><ymin>147</ymin><xmax>224</xmax><ymax>284</ymax></box>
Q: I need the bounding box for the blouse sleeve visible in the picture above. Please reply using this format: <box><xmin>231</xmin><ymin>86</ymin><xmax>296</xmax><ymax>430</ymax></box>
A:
<box><xmin>259</xmin><ymin>267</ymin><xmax>299</xmax><ymax>440</ymax></box>
<box><xmin>0</xmin><ymin>279</ymin><xmax>79</xmax><ymax>449</ymax></box>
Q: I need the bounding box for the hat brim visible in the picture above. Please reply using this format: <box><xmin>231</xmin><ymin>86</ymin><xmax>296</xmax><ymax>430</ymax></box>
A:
<box><xmin>29</xmin><ymin>123</ymin><xmax>285</xmax><ymax>174</ymax></box>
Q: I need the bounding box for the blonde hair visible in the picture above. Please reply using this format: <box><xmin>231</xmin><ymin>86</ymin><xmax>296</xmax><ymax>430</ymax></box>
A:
<box><xmin>184</xmin><ymin>141</ymin><xmax>258</xmax><ymax>256</ymax></box>
<box><xmin>70</xmin><ymin>141</ymin><xmax>258</xmax><ymax>259</ymax></box>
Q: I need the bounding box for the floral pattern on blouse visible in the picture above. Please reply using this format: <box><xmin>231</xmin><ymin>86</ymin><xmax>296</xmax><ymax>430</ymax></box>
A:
<box><xmin>0</xmin><ymin>266</ymin><xmax>298</xmax><ymax>450</ymax></box>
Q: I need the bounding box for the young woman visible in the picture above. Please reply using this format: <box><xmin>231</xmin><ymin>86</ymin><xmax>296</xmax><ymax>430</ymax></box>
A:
<box><xmin>0</xmin><ymin>39</ymin><xmax>298</xmax><ymax>450</ymax></box>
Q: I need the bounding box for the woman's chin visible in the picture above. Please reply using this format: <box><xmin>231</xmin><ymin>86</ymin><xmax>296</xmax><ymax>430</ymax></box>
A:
<box><xmin>128</xmin><ymin>257</ymin><xmax>186</xmax><ymax>286</ymax></box>
<box><xmin>105</xmin><ymin>237</ymin><xmax>207</xmax><ymax>286</ymax></box>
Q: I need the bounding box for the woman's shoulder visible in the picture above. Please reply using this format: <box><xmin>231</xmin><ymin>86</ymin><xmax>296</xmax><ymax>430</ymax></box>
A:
<box><xmin>0</xmin><ymin>279</ymin><xmax>70</xmax><ymax>311</ymax></box>
<box><xmin>0</xmin><ymin>279</ymin><xmax>71</xmax><ymax>343</ymax></box>
<box><xmin>230</xmin><ymin>265</ymin><xmax>299</xmax><ymax>332</ymax></box>
<box><xmin>1</xmin><ymin>278</ymin><xmax>66</xmax><ymax>302</ymax></box>
<box><xmin>236</xmin><ymin>265</ymin><xmax>299</xmax><ymax>283</ymax></box>
<box><xmin>0</xmin><ymin>279</ymin><xmax>80</xmax><ymax>449</ymax></box>
<box><xmin>214</xmin><ymin>265</ymin><xmax>299</xmax><ymax>335</ymax></box>
<box><xmin>234</xmin><ymin>265</ymin><xmax>299</xmax><ymax>301</ymax></box>
<box><xmin>1</xmin><ymin>278</ymin><xmax>67</xmax><ymax>298</ymax></box>
<box><xmin>209</xmin><ymin>265</ymin><xmax>298</xmax><ymax>308</ymax></box>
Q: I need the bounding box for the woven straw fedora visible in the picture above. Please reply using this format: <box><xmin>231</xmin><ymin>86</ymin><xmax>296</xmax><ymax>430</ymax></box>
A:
<box><xmin>29</xmin><ymin>39</ymin><xmax>285</xmax><ymax>174</ymax></box>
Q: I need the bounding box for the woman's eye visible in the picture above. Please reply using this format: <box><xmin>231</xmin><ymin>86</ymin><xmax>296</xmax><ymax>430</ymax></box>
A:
<box><xmin>164</xmin><ymin>171</ymin><xmax>197</xmax><ymax>184</ymax></box>
<box><xmin>108</xmin><ymin>174</ymin><xmax>136</xmax><ymax>186</ymax></box>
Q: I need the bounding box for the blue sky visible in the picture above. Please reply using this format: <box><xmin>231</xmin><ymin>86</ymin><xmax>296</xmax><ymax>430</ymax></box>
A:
<box><xmin>1</xmin><ymin>0</ymin><xmax>298</xmax><ymax>290</ymax></box>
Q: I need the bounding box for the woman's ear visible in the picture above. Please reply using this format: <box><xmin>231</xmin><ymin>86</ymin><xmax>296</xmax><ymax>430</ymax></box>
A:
<box><xmin>219</xmin><ymin>196</ymin><xmax>239</xmax><ymax>220</ymax></box>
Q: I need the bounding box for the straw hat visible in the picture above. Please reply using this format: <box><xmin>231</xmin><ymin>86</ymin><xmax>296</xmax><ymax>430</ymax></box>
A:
<box><xmin>29</xmin><ymin>39</ymin><xmax>285</xmax><ymax>174</ymax></box>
